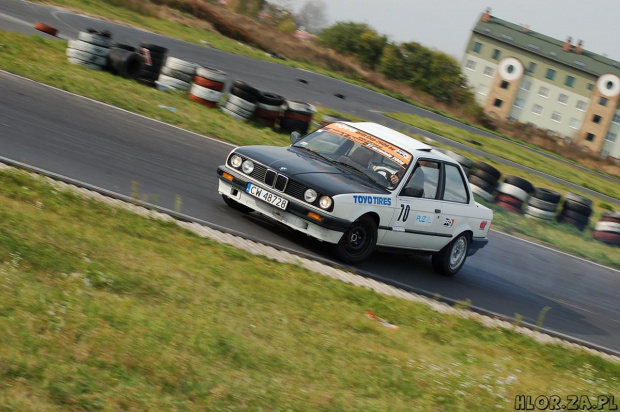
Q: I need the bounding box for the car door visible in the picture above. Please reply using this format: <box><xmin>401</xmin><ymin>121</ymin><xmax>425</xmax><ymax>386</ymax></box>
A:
<box><xmin>427</xmin><ymin>162</ymin><xmax>471</xmax><ymax>250</ymax></box>
<box><xmin>381</xmin><ymin>159</ymin><xmax>443</xmax><ymax>250</ymax></box>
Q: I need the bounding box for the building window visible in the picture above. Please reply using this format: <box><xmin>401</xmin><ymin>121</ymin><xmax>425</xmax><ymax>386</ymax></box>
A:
<box><xmin>565</xmin><ymin>75</ymin><xmax>575</xmax><ymax>87</ymax></box>
<box><xmin>532</xmin><ymin>104</ymin><xmax>543</xmax><ymax>115</ymax></box>
<box><xmin>569</xmin><ymin>118</ymin><xmax>580</xmax><ymax>129</ymax></box>
<box><xmin>527</xmin><ymin>62</ymin><xmax>537</xmax><ymax>73</ymax></box>
<box><xmin>551</xmin><ymin>112</ymin><xmax>562</xmax><ymax>122</ymax></box>
<box><xmin>473</xmin><ymin>42</ymin><xmax>482</xmax><ymax>53</ymax></box>
<box><xmin>514</xmin><ymin>98</ymin><xmax>525</xmax><ymax>108</ymax></box>
<box><xmin>500</xmin><ymin>81</ymin><xmax>509</xmax><ymax>89</ymax></box>
<box><xmin>558</xmin><ymin>93</ymin><xmax>569</xmax><ymax>104</ymax></box>
<box><xmin>613</xmin><ymin>113</ymin><xmax>620</xmax><ymax>123</ymax></box>
<box><xmin>465</xmin><ymin>60</ymin><xmax>476</xmax><ymax>70</ymax></box>
<box><xmin>587</xmin><ymin>83</ymin><xmax>594</xmax><ymax>91</ymax></box>
<box><xmin>494</xmin><ymin>99</ymin><xmax>503</xmax><ymax>108</ymax></box>
<box><xmin>484</xmin><ymin>66</ymin><xmax>494</xmax><ymax>77</ymax></box>
<box><xmin>477</xmin><ymin>84</ymin><xmax>488</xmax><ymax>95</ymax></box>
<box><xmin>538</xmin><ymin>86</ymin><xmax>549</xmax><ymax>97</ymax></box>
<box><xmin>546</xmin><ymin>68</ymin><xmax>556</xmax><ymax>80</ymax></box>
<box><xmin>605</xmin><ymin>132</ymin><xmax>617</xmax><ymax>143</ymax></box>
<box><xmin>593</xmin><ymin>114</ymin><xmax>602</xmax><ymax>124</ymax></box>
<box><xmin>492</xmin><ymin>49</ymin><xmax>501</xmax><ymax>60</ymax></box>
<box><xmin>600</xmin><ymin>97</ymin><xmax>608</xmax><ymax>106</ymax></box>
<box><xmin>520</xmin><ymin>80</ymin><xmax>532</xmax><ymax>91</ymax></box>
<box><xmin>586</xmin><ymin>133</ymin><xmax>595</xmax><ymax>142</ymax></box>
<box><xmin>576</xmin><ymin>100</ymin><xmax>587</xmax><ymax>111</ymax></box>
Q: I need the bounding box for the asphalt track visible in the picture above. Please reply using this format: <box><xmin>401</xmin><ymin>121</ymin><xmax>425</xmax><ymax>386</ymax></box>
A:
<box><xmin>2</xmin><ymin>71</ymin><xmax>619</xmax><ymax>354</ymax></box>
<box><xmin>1</xmin><ymin>0</ymin><xmax>619</xmax><ymax>207</ymax></box>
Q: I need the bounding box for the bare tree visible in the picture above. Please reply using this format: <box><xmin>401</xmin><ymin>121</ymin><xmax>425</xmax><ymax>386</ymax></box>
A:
<box><xmin>295</xmin><ymin>0</ymin><xmax>328</xmax><ymax>33</ymax></box>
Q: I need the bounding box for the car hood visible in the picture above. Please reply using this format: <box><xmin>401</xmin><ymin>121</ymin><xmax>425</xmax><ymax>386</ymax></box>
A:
<box><xmin>235</xmin><ymin>145</ymin><xmax>389</xmax><ymax>195</ymax></box>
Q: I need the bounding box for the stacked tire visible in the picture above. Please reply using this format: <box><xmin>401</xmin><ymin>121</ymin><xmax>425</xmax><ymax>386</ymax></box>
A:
<box><xmin>156</xmin><ymin>57</ymin><xmax>197</xmax><ymax>91</ymax></box>
<box><xmin>221</xmin><ymin>81</ymin><xmax>259</xmax><ymax>122</ymax></box>
<box><xmin>255</xmin><ymin>91</ymin><xmax>285</xmax><ymax>127</ymax></box>
<box><xmin>137</xmin><ymin>43</ymin><xmax>168</xmax><ymax>87</ymax></box>
<box><xmin>593</xmin><ymin>212</ymin><xmax>620</xmax><ymax>246</ymax></box>
<box><xmin>67</xmin><ymin>30</ymin><xmax>112</xmax><ymax>71</ymax></box>
<box><xmin>525</xmin><ymin>188</ymin><xmax>561</xmax><ymax>220</ymax></box>
<box><xmin>443</xmin><ymin>150</ymin><xmax>474</xmax><ymax>176</ymax></box>
<box><xmin>321</xmin><ymin>114</ymin><xmax>351</xmax><ymax>126</ymax></box>
<box><xmin>558</xmin><ymin>193</ymin><xmax>592</xmax><ymax>231</ymax></box>
<box><xmin>467</xmin><ymin>162</ymin><xmax>501</xmax><ymax>202</ymax></box>
<box><xmin>108</xmin><ymin>43</ymin><xmax>143</xmax><ymax>79</ymax></box>
<box><xmin>189</xmin><ymin>66</ymin><xmax>228</xmax><ymax>108</ymax></box>
<box><xmin>280</xmin><ymin>100</ymin><xmax>317</xmax><ymax>134</ymax></box>
<box><xmin>495</xmin><ymin>176</ymin><xmax>533</xmax><ymax>214</ymax></box>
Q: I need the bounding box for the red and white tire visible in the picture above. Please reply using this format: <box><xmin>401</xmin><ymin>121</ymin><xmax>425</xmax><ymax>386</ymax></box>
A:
<box><xmin>189</xmin><ymin>83</ymin><xmax>222</xmax><ymax>103</ymax></box>
<box><xmin>196</xmin><ymin>66</ymin><xmax>228</xmax><ymax>83</ymax></box>
<box><xmin>66</xmin><ymin>48</ymin><xmax>107</xmax><ymax>66</ymax></box>
<box><xmin>255</xmin><ymin>108</ymin><xmax>280</xmax><ymax>119</ymax></box>
<box><xmin>188</xmin><ymin>94</ymin><xmax>218</xmax><ymax>108</ymax></box>
<box><xmin>525</xmin><ymin>205</ymin><xmax>556</xmax><ymax>220</ymax></box>
<box><xmin>592</xmin><ymin>231</ymin><xmax>620</xmax><ymax>246</ymax></box>
<box><xmin>283</xmin><ymin>111</ymin><xmax>313</xmax><ymax>122</ymax></box>
<box><xmin>593</xmin><ymin>221</ymin><xmax>620</xmax><ymax>233</ymax></box>
<box><xmin>497</xmin><ymin>182</ymin><xmax>529</xmax><ymax>203</ymax></box>
<box><xmin>193</xmin><ymin>76</ymin><xmax>225</xmax><ymax>91</ymax></box>
<box><xmin>497</xmin><ymin>201</ymin><xmax>522</xmax><ymax>214</ymax></box>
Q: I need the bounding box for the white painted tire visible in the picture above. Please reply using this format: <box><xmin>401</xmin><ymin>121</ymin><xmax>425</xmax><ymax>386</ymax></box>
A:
<box><xmin>165</xmin><ymin>57</ymin><xmax>198</xmax><ymax>75</ymax></box>
<box><xmin>67</xmin><ymin>40</ymin><xmax>109</xmax><ymax>57</ymax></box>
<box><xmin>155</xmin><ymin>81</ymin><xmax>175</xmax><ymax>92</ymax></box>
<box><xmin>160</xmin><ymin>66</ymin><xmax>194</xmax><ymax>83</ymax></box>
<box><xmin>66</xmin><ymin>48</ymin><xmax>107</xmax><ymax>66</ymax></box>
<box><xmin>221</xmin><ymin>106</ymin><xmax>249</xmax><ymax>122</ymax></box>
<box><xmin>497</xmin><ymin>182</ymin><xmax>529</xmax><ymax>203</ymax></box>
<box><xmin>285</xmin><ymin>100</ymin><xmax>316</xmax><ymax>114</ymax></box>
<box><xmin>470</xmin><ymin>184</ymin><xmax>495</xmax><ymax>202</ymax></box>
<box><xmin>594</xmin><ymin>221</ymin><xmax>620</xmax><ymax>233</ymax></box>
<box><xmin>77</xmin><ymin>31</ymin><xmax>112</xmax><ymax>48</ymax></box>
<box><xmin>257</xmin><ymin>102</ymin><xmax>282</xmax><ymax>112</ymax></box>
<box><xmin>189</xmin><ymin>84</ymin><xmax>222</xmax><ymax>103</ymax></box>
<box><xmin>196</xmin><ymin>66</ymin><xmax>228</xmax><ymax>83</ymax></box>
<box><xmin>525</xmin><ymin>205</ymin><xmax>556</xmax><ymax>220</ymax></box>
<box><xmin>157</xmin><ymin>74</ymin><xmax>190</xmax><ymax>91</ymax></box>
<box><xmin>67</xmin><ymin>57</ymin><xmax>104</xmax><ymax>70</ymax></box>
<box><xmin>596</xmin><ymin>74</ymin><xmax>620</xmax><ymax>98</ymax></box>
<box><xmin>227</xmin><ymin>94</ymin><xmax>257</xmax><ymax>112</ymax></box>
<box><xmin>223</xmin><ymin>100</ymin><xmax>253</xmax><ymax>118</ymax></box>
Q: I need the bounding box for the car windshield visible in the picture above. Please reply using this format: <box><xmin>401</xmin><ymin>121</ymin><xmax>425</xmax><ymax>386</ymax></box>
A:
<box><xmin>293</xmin><ymin>123</ymin><xmax>412</xmax><ymax>190</ymax></box>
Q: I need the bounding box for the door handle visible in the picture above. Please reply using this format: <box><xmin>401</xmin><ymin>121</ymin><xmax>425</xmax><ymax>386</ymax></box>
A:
<box><xmin>435</xmin><ymin>209</ymin><xmax>441</xmax><ymax>214</ymax></box>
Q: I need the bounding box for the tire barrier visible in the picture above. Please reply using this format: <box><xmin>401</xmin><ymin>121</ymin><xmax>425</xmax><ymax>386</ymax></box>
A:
<box><xmin>255</xmin><ymin>91</ymin><xmax>284</xmax><ymax>127</ymax></box>
<box><xmin>68</xmin><ymin>30</ymin><xmax>111</xmax><ymax>70</ymax></box>
<box><xmin>495</xmin><ymin>176</ymin><xmax>533</xmax><ymax>214</ymax></box>
<box><xmin>444</xmin><ymin>149</ymin><xmax>474</xmax><ymax>176</ymax></box>
<box><xmin>593</xmin><ymin>215</ymin><xmax>620</xmax><ymax>246</ymax></box>
<box><xmin>525</xmin><ymin>188</ymin><xmax>561</xmax><ymax>220</ymax></box>
<box><xmin>108</xmin><ymin>47</ymin><xmax>143</xmax><ymax>79</ymax></box>
<box><xmin>468</xmin><ymin>162</ymin><xmax>500</xmax><ymax>202</ymax></box>
<box><xmin>156</xmin><ymin>57</ymin><xmax>197</xmax><ymax>91</ymax></box>
<box><xmin>34</xmin><ymin>21</ymin><xmax>58</xmax><ymax>36</ymax></box>
<box><xmin>280</xmin><ymin>100</ymin><xmax>317</xmax><ymax>134</ymax></box>
<box><xmin>221</xmin><ymin>81</ymin><xmax>260</xmax><ymax>121</ymax></box>
<box><xmin>557</xmin><ymin>192</ymin><xmax>593</xmax><ymax>231</ymax></box>
<box><xmin>137</xmin><ymin>43</ymin><xmax>168</xmax><ymax>88</ymax></box>
<box><xmin>188</xmin><ymin>67</ymin><xmax>228</xmax><ymax>108</ymax></box>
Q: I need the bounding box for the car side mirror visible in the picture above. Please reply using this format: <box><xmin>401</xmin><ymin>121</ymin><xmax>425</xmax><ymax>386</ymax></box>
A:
<box><xmin>290</xmin><ymin>131</ymin><xmax>302</xmax><ymax>145</ymax></box>
<box><xmin>401</xmin><ymin>186</ymin><xmax>424</xmax><ymax>198</ymax></box>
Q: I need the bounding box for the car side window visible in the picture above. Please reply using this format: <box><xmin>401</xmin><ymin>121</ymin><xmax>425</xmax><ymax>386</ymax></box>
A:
<box><xmin>400</xmin><ymin>160</ymin><xmax>440</xmax><ymax>199</ymax></box>
<box><xmin>443</xmin><ymin>164</ymin><xmax>469</xmax><ymax>203</ymax></box>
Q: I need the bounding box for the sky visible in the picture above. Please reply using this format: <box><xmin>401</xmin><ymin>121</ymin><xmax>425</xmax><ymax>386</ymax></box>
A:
<box><xmin>285</xmin><ymin>0</ymin><xmax>620</xmax><ymax>62</ymax></box>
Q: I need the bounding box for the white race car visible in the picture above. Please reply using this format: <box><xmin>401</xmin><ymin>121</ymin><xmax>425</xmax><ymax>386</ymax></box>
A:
<box><xmin>217</xmin><ymin>122</ymin><xmax>493</xmax><ymax>275</ymax></box>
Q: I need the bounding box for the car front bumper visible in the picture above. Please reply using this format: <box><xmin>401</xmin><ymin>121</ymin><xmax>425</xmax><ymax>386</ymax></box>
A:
<box><xmin>217</xmin><ymin>165</ymin><xmax>350</xmax><ymax>244</ymax></box>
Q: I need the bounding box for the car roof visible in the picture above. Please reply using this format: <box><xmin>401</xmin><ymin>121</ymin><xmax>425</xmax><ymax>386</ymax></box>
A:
<box><xmin>342</xmin><ymin>122</ymin><xmax>432</xmax><ymax>153</ymax></box>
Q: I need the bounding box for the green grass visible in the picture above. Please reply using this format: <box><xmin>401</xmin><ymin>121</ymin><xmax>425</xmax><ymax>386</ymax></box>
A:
<box><xmin>388</xmin><ymin>113</ymin><xmax>620</xmax><ymax>200</ymax></box>
<box><xmin>1</xmin><ymin>30</ymin><xmax>619</xmax><ymax>269</ymax></box>
<box><xmin>0</xmin><ymin>167</ymin><xmax>619</xmax><ymax>411</ymax></box>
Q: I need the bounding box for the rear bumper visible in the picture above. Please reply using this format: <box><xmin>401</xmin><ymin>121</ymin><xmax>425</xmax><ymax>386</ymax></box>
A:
<box><xmin>468</xmin><ymin>237</ymin><xmax>489</xmax><ymax>256</ymax></box>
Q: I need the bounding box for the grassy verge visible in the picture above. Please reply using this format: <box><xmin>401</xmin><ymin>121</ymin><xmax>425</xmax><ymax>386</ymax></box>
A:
<box><xmin>1</xmin><ymin>30</ymin><xmax>619</xmax><ymax>268</ymax></box>
<box><xmin>0</xmin><ymin>167</ymin><xmax>619</xmax><ymax>410</ymax></box>
<box><xmin>388</xmin><ymin>113</ymin><xmax>620</xmax><ymax>200</ymax></box>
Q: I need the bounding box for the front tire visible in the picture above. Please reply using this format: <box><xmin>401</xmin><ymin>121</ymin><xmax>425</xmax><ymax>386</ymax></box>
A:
<box><xmin>335</xmin><ymin>216</ymin><xmax>377</xmax><ymax>264</ymax></box>
<box><xmin>222</xmin><ymin>194</ymin><xmax>252</xmax><ymax>213</ymax></box>
<box><xmin>432</xmin><ymin>233</ymin><xmax>469</xmax><ymax>276</ymax></box>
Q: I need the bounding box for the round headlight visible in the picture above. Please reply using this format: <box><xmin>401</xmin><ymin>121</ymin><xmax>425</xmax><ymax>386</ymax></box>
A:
<box><xmin>230</xmin><ymin>154</ymin><xmax>242</xmax><ymax>168</ymax></box>
<box><xmin>319</xmin><ymin>195</ymin><xmax>333</xmax><ymax>210</ymax></box>
<box><xmin>304</xmin><ymin>189</ymin><xmax>318</xmax><ymax>203</ymax></box>
<box><xmin>242</xmin><ymin>160</ymin><xmax>254</xmax><ymax>174</ymax></box>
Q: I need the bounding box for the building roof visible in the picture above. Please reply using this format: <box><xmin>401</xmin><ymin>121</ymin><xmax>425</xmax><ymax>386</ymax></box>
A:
<box><xmin>473</xmin><ymin>14</ymin><xmax>620</xmax><ymax>77</ymax></box>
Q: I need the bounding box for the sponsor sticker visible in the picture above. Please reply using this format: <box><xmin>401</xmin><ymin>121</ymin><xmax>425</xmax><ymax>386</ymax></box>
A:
<box><xmin>414</xmin><ymin>214</ymin><xmax>433</xmax><ymax>224</ymax></box>
<box><xmin>392</xmin><ymin>226</ymin><xmax>405</xmax><ymax>232</ymax></box>
<box><xmin>353</xmin><ymin>195</ymin><xmax>392</xmax><ymax>206</ymax></box>
<box><xmin>140</xmin><ymin>47</ymin><xmax>152</xmax><ymax>66</ymax></box>
<box><xmin>443</xmin><ymin>218</ymin><xmax>455</xmax><ymax>228</ymax></box>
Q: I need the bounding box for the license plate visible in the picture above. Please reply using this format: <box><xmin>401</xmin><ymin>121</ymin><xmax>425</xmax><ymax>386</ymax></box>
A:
<box><xmin>246</xmin><ymin>183</ymin><xmax>288</xmax><ymax>210</ymax></box>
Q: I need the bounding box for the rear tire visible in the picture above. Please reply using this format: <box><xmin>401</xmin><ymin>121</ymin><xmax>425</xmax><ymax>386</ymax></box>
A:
<box><xmin>222</xmin><ymin>194</ymin><xmax>252</xmax><ymax>213</ymax></box>
<box><xmin>432</xmin><ymin>233</ymin><xmax>469</xmax><ymax>276</ymax></box>
<box><xmin>335</xmin><ymin>216</ymin><xmax>377</xmax><ymax>264</ymax></box>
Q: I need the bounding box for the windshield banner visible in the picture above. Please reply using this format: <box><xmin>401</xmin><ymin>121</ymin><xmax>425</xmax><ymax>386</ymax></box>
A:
<box><xmin>324</xmin><ymin>123</ymin><xmax>412</xmax><ymax>168</ymax></box>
